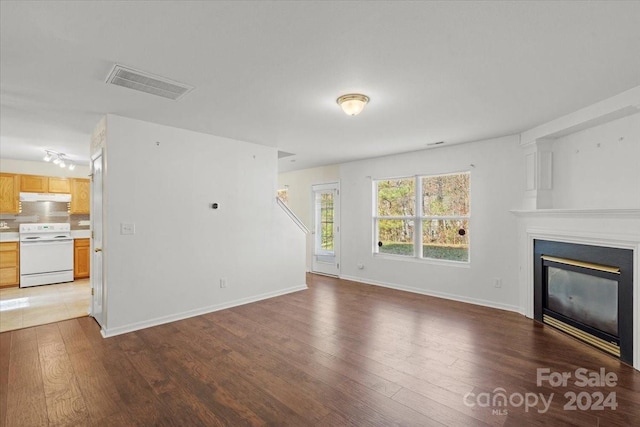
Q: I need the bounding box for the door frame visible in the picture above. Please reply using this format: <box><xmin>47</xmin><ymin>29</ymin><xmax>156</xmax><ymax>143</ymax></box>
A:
<box><xmin>311</xmin><ymin>182</ymin><xmax>340</xmax><ymax>276</ymax></box>
<box><xmin>90</xmin><ymin>149</ymin><xmax>106</xmax><ymax>330</ymax></box>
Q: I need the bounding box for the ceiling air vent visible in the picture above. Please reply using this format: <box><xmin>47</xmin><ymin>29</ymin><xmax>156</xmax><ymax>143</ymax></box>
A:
<box><xmin>105</xmin><ymin>64</ymin><xmax>194</xmax><ymax>100</ymax></box>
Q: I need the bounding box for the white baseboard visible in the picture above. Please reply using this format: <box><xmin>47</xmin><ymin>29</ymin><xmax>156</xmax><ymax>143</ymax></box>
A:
<box><xmin>101</xmin><ymin>284</ymin><xmax>308</xmax><ymax>338</ymax></box>
<box><xmin>339</xmin><ymin>274</ymin><xmax>521</xmax><ymax>314</ymax></box>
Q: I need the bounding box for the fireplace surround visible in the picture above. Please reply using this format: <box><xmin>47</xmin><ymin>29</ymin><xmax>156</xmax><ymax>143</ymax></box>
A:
<box><xmin>512</xmin><ymin>210</ymin><xmax>640</xmax><ymax>371</ymax></box>
<box><xmin>534</xmin><ymin>240</ymin><xmax>634</xmax><ymax>364</ymax></box>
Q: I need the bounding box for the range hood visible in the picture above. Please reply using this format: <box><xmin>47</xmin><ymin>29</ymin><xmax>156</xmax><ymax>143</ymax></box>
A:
<box><xmin>20</xmin><ymin>192</ymin><xmax>71</xmax><ymax>202</ymax></box>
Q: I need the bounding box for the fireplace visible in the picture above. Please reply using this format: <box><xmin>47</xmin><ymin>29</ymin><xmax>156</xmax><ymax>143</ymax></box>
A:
<box><xmin>534</xmin><ymin>240</ymin><xmax>634</xmax><ymax>364</ymax></box>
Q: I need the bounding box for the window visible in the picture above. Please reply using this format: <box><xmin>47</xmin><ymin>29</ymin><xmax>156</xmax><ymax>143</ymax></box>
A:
<box><xmin>374</xmin><ymin>172</ymin><xmax>470</xmax><ymax>262</ymax></box>
<box><xmin>316</xmin><ymin>192</ymin><xmax>335</xmax><ymax>253</ymax></box>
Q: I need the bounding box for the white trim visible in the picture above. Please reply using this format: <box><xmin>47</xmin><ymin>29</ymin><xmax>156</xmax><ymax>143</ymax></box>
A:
<box><xmin>340</xmin><ymin>274</ymin><xmax>520</xmax><ymax>314</ymax></box>
<box><xmin>311</xmin><ymin>181</ymin><xmax>340</xmax><ymax>192</ymax></box>
<box><xmin>520</xmin><ymin>86</ymin><xmax>640</xmax><ymax>146</ymax></box>
<box><xmin>525</xmin><ymin>227</ymin><xmax>640</xmax><ymax>249</ymax></box>
<box><xmin>276</xmin><ymin>197</ymin><xmax>309</xmax><ymax>233</ymax></box>
<box><xmin>373</xmin><ymin>173</ymin><xmax>471</xmax><ymax>262</ymax></box>
<box><xmin>100</xmin><ymin>284</ymin><xmax>308</xmax><ymax>338</ymax></box>
<box><xmin>373</xmin><ymin>252</ymin><xmax>471</xmax><ymax>268</ymax></box>
<box><xmin>311</xmin><ymin>182</ymin><xmax>340</xmax><ymax>276</ymax></box>
<box><xmin>511</xmin><ymin>209</ymin><xmax>640</xmax><ymax>218</ymax></box>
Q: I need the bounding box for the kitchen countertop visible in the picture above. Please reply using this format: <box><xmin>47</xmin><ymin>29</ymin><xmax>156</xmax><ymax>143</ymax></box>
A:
<box><xmin>0</xmin><ymin>230</ymin><xmax>91</xmax><ymax>242</ymax></box>
<box><xmin>0</xmin><ymin>232</ymin><xmax>19</xmax><ymax>242</ymax></box>
<box><xmin>71</xmin><ymin>230</ymin><xmax>91</xmax><ymax>239</ymax></box>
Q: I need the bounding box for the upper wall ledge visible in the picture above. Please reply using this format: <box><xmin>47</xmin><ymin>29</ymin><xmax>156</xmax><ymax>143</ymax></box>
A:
<box><xmin>510</xmin><ymin>208</ymin><xmax>640</xmax><ymax>218</ymax></box>
<box><xmin>520</xmin><ymin>86</ymin><xmax>640</xmax><ymax>146</ymax></box>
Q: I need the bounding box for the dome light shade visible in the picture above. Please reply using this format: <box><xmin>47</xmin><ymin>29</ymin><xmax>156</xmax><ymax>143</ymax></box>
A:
<box><xmin>337</xmin><ymin>93</ymin><xmax>369</xmax><ymax>116</ymax></box>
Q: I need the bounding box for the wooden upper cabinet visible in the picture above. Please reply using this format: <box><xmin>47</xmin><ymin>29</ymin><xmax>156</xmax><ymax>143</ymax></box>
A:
<box><xmin>0</xmin><ymin>173</ymin><xmax>20</xmax><ymax>214</ymax></box>
<box><xmin>20</xmin><ymin>174</ymin><xmax>70</xmax><ymax>193</ymax></box>
<box><xmin>48</xmin><ymin>177</ymin><xmax>71</xmax><ymax>193</ymax></box>
<box><xmin>70</xmin><ymin>178</ymin><xmax>90</xmax><ymax>214</ymax></box>
<box><xmin>20</xmin><ymin>174</ymin><xmax>48</xmax><ymax>192</ymax></box>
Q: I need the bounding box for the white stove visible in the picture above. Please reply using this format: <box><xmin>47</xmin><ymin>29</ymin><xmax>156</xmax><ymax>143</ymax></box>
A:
<box><xmin>19</xmin><ymin>223</ymin><xmax>74</xmax><ymax>287</ymax></box>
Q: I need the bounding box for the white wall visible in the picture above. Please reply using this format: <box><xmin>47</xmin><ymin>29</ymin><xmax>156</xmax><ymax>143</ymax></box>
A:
<box><xmin>275</xmin><ymin>109</ymin><xmax>639</xmax><ymax>315</ymax></box>
<box><xmin>278</xmin><ymin>165</ymin><xmax>340</xmax><ymax>270</ymax></box>
<box><xmin>102</xmin><ymin>115</ymin><xmax>306</xmax><ymax>336</ymax></box>
<box><xmin>551</xmin><ymin>113</ymin><xmax>640</xmax><ymax>209</ymax></box>
<box><xmin>0</xmin><ymin>158</ymin><xmax>91</xmax><ymax>178</ymax></box>
<box><xmin>339</xmin><ymin>136</ymin><xmax>523</xmax><ymax>311</ymax></box>
<box><xmin>514</xmin><ymin>92</ymin><xmax>640</xmax><ymax>370</ymax></box>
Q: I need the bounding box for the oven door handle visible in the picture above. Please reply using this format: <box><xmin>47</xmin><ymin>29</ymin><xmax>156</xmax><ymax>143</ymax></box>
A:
<box><xmin>20</xmin><ymin>239</ymin><xmax>73</xmax><ymax>245</ymax></box>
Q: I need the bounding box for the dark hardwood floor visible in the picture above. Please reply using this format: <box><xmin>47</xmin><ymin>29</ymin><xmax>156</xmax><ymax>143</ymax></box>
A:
<box><xmin>1</xmin><ymin>273</ymin><xmax>639</xmax><ymax>426</ymax></box>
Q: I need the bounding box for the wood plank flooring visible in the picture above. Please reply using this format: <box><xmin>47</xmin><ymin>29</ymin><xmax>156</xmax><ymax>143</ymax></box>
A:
<box><xmin>1</xmin><ymin>273</ymin><xmax>639</xmax><ymax>426</ymax></box>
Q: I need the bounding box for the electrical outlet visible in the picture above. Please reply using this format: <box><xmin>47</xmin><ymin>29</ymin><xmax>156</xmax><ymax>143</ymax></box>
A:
<box><xmin>494</xmin><ymin>278</ymin><xmax>502</xmax><ymax>288</ymax></box>
<box><xmin>220</xmin><ymin>278</ymin><xmax>227</xmax><ymax>288</ymax></box>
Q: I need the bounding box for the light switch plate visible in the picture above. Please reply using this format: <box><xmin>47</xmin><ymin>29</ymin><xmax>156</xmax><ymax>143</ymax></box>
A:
<box><xmin>120</xmin><ymin>223</ymin><xmax>135</xmax><ymax>235</ymax></box>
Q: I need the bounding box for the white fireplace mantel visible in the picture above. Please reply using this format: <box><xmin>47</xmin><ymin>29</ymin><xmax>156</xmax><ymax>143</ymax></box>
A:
<box><xmin>511</xmin><ymin>208</ymin><xmax>640</xmax><ymax>218</ymax></box>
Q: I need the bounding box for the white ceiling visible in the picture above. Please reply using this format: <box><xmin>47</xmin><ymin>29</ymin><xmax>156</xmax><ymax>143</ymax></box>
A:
<box><xmin>1</xmin><ymin>1</ymin><xmax>639</xmax><ymax>172</ymax></box>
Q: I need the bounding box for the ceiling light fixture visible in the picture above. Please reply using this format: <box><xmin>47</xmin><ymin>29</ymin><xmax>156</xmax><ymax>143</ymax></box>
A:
<box><xmin>337</xmin><ymin>93</ymin><xmax>369</xmax><ymax>116</ymax></box>
<box><xmin>43</xmin><ymin>150</ymin><xmax>76</xmax><ymax>170</ymax></box>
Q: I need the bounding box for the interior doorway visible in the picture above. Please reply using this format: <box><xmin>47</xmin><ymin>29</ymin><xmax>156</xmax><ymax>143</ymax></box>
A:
<box><xmin>91</xmin><ymin>151</ymin><xmax>104</xmax><ymax>327</ymax></box>
<box><xmin>311</xmin><ymin>182</ymin><xmax>340</xmax><ymax>276</ymax></box>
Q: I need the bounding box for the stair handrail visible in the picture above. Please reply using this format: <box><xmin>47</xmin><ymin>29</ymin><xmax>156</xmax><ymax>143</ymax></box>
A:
<box><xmin>276</xmin><ymin>197</ymin><xmax>309</xmax><ymax>233</ymax></box>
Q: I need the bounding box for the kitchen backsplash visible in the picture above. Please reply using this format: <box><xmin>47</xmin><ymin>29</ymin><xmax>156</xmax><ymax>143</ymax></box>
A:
<box><xmin>0</xmin><ymin>201</ymin><xmax>89</xmax><ymax>231</ymax></box>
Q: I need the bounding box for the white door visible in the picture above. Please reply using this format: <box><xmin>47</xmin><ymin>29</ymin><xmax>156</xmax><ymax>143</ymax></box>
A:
<box><xmin>91</xmin><ymin>152</ymin><xmax>104</xmax><ymax>327</ymax></box>
<box><xmin>311</xmin><ymin>182</ymin><xmax>340</xmax><ymax>276</ymax></box>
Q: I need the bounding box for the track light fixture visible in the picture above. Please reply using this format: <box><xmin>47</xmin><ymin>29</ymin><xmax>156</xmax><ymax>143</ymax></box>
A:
<box><xmin>43</xmin><ymin>150</ymin><xmax>76</xmax><ymax>170</ymax></box>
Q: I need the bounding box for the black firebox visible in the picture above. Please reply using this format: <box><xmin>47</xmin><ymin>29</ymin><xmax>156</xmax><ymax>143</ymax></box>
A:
<box><xmin>534</xmin><ymin>240</ymin><xmax>633</xmax><ymax>364</ymax></box>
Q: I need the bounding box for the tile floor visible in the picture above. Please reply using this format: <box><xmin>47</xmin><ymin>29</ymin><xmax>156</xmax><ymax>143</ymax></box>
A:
<box><xmin>0</xmin><ymin>279</ymin><xmax>91</xmax><ymax>333</ymax></box>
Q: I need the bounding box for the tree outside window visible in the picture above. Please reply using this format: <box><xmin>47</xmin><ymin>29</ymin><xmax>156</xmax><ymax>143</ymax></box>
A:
<box><xmin>374</xmin><ymin>173</ymin><xmax>470</xmax><ymax>262</ymax></box>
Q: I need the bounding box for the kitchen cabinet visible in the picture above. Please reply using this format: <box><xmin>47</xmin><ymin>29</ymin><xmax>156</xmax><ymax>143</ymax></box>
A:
<box><xmin>0</xmin><ymin>241</ymin><xmax>20</xmax><ymax>287</ymax></box>
<box><xmin>74</xmin><ymin>238</ymin><xmax>90</xmax><ymax>279</ymax></box>
<box><xmin>48</xmin><ymin>177</ymin><xmax>71</xmax><ymax>193</ymax></box>
<box><xmin>70</xmin><ymin>178</ymin><xmax>90</xmax><ymax>214</ymax></box>
<box><xmin>20</xmin><ymin>174</ymin><xmax>48</xmax><ymax>192</ymax></box>
<box><xmin>0</xmin><ymin>173</ymin><xmax>20</xmax><ymax>214</ymax></box>
<box><xmin>20</xmin><ymin>174</ymin><xmax>70</xmax><ymax>193</ymax></box>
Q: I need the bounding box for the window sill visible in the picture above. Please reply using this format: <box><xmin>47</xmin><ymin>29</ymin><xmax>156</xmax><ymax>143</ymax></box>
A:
<box><xmin>373</xmin><ymin>253</ymin><xmax>471</xmax><ymax>268</ymax></box>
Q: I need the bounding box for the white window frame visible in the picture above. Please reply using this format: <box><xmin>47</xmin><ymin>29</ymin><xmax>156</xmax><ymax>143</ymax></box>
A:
<box><xmin>373</xmin><ymin>171</ymin><xmax>470</xmax><ymax>264</ymax></box>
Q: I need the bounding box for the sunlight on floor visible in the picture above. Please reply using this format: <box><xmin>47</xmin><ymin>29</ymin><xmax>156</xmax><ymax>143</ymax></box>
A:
<box><xmin>0</xmin><ymin>279</ymin><xmax>91</xmax><ymax>332</ymax></box>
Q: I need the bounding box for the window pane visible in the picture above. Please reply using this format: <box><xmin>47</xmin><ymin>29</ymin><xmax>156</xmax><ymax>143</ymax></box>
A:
<box><xmin>422</xmin><ymin>219</ymin><xmax>469</xmax><ymax>261</ymax></box>
<box><xmin>377</xmin><ymin>219</ymin><xmax>414</xmax><ymax>256</ymax></box>
<box><xmin>422</xmin><ymin>173</ymin><xmax>469</xmax><ymax>216</ymax></box>
<box><xmin>319</xmin><ymin>193</ymin><xmax>334</xmax><ymax>251</ymax></box>
<box><xmin>377</xmin><ymin>179</ymin><xmax>415</xmax><ymax>217</ymax></box>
